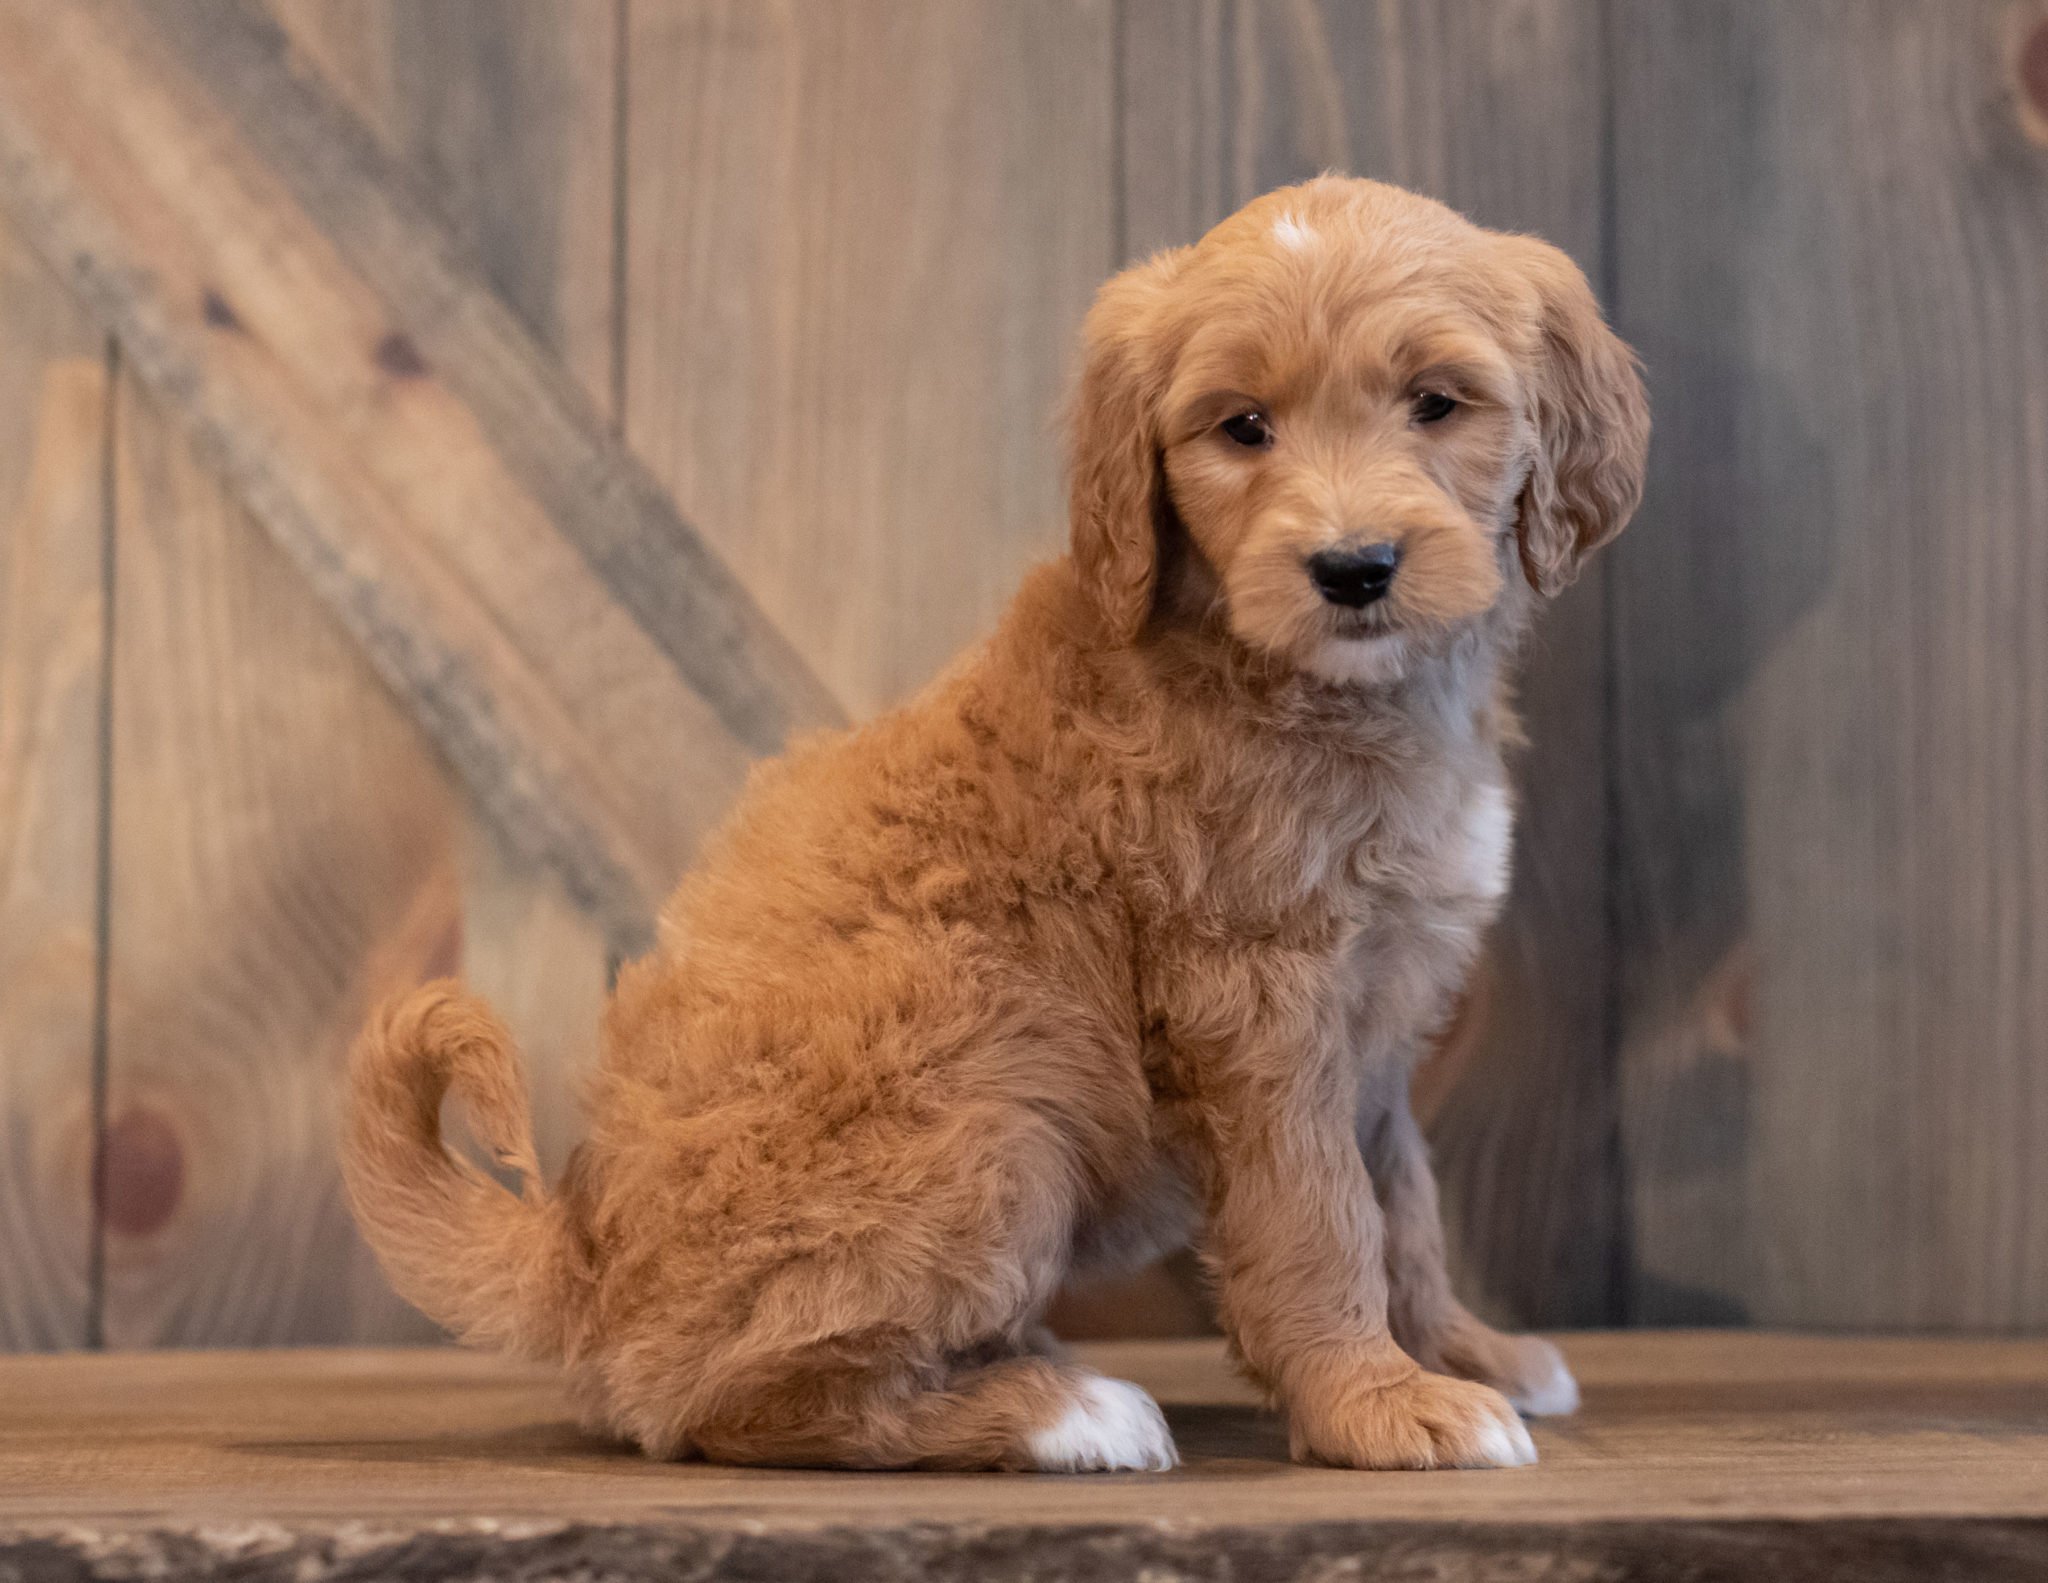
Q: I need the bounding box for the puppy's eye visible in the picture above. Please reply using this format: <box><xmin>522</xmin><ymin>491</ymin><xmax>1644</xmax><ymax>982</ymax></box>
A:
<box><xmin>1411</xmin><ymin>391</ymin><xmax>1459</xmax><ymax>425</ymax></box>
<box><xmin>1219</xmin><ymin>410</ymin><xmax>1274</xmax><ymax>448</ymax></box>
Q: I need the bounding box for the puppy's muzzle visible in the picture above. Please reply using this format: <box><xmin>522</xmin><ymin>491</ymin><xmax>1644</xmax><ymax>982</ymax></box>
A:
<box><xmin>1306</xmin><ymin>543</ymin><xmax>1400</xmax><ymax>608</ymax></box>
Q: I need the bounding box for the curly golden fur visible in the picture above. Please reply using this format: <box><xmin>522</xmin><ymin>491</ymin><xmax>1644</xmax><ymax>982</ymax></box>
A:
<box><xmin>344</xmin><ymin>176</ymin><xmax>1648</xmax><ymax>1473</ymax></box>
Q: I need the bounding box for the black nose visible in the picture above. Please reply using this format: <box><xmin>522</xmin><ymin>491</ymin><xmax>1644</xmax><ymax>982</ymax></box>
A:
<box><xmin>1306</xmin><ymin>543</ymin><xmax>1400</xmax><ymax>608</ymax></box>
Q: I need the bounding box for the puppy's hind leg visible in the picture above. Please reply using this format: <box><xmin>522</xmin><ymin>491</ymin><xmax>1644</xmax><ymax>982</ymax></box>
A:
<box><xmin>1005</xmin><ymin>1361</ymin><xmax>1179</xmax><ymax>1472</ymax></box>
<box><xmin>689</xmin><ymin>1353</ymin><xmax>1178</xmax><ymax>1473</ymax></box>
<box><xmin>1361</xmin><ymin>1076</ymin><xmax>1579</xmax><ymax>1417</ymax></box>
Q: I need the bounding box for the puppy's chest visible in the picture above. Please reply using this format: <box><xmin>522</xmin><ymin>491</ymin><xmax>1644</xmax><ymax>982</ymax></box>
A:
<box><xmin>1351</xmin><ymin>773</ymin><xmax>1516</xmax><ymax>920</ymax></box>
<box><xmin>1173</xmin><ymin>754</ymin><xmax>1515</xmax><ymax>984</ymax></box>
<box><xmin>1321</xmin><ymin>767</ymin><xmax>1515</xmax><ymax>1050</ymax></box>
<box><xmin>1217</xmin><ymin>731</ymin><xmax>1511</xmax><ymax>926</ymax></box>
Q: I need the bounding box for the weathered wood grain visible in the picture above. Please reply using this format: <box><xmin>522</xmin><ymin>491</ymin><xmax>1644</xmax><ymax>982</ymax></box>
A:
<box><xmin>0</xmin><ymin>221</ymin><xmax>108</xmax><ymax>1351</ymax></box>
<box><xmin>270</xmin><ymin>0</ymin><xmax>622</xmax><ymax>421</ymax></box>
<box><xmin>137</xmin><ymin>0</ymin><xmax>842</xmax><ymax>757</ymax></box>
<box><xmin>1122</xmin><ymin>0</ymin><xmax>1623</xmax><ymax>1326</ymax></box>
<box><xmin>338</xmin><ymin>0</ymin><xmax>621</xmax><ymax>1172</ymax></box>
<box><xmin>98</xmin><ymin>371</ymin><xmax>460</xmax><ymax>1345</ymax></box>
<box><xmin>1612</xmin><ymin>0</ymin><xmax>2048</xmax><ymax>1326</ymax></box>
<box><xmin>3</xmin><ymin>1336</ymin><xmax>2048</xmax><ymax>1583</ymax></box>
<box><xmin>90</xmin><ymin>2</ymin><xmax>628</xmax><ymax>1347</ymax></box>
<box><xmin>621</xmin><ymin>0</ymin><xmax>1116</xmax><ymax>716</ymax></box>
<box><xmin>270</xmin><ymin>0</ymin><xmax>616</xmax><ymax>1274</ymax></box>
<box><xmin>0</xmin><ymin>0</ymin><xmax>841</xmax><ymax>949</ymax></box>
<box><xmin>6</xmin><ymin>1521</ymin><xmax>2046</xmax><ymax>1583</ymax></box>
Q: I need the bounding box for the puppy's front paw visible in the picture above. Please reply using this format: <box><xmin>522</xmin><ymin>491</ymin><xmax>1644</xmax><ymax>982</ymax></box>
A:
<box><xmin>1291</xmin><ymin>1371</ymin><xmax>1536</xmax><ymax>1470</ymax></box>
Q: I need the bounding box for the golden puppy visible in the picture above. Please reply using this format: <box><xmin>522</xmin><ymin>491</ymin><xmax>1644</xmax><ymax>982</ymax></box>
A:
<box><xmin>345</xmin><ymin>176</ymin><xmax>1648</xmax><ymax>1472</ymax></box>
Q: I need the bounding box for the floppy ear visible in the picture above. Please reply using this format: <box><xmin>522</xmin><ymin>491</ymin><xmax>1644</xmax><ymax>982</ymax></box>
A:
<box><xmin>1066</xmin><ymin>248</ymin><xmax>1189</xmax><ymax>643</ymax></box>
<box><xmin>1506</xmin><ymin>238</ymin><xmax>1651</xmax><ymax>597</ymax></box>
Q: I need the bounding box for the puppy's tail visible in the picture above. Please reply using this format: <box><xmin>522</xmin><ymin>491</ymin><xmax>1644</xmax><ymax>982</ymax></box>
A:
<box><xmin>342</xmin><ymin>981</ymin><xmax>580</xmax><ymax>1359</ymax></box>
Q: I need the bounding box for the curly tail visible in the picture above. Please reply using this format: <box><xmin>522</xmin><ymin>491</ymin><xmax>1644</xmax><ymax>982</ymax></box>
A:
<box><xmin>342</xmin><ymin>981</ymin><xmax>581</xmax><ymax>1359</ymax></box>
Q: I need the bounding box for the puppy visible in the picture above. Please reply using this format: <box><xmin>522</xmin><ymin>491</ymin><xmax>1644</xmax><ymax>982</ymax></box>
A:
<box><xmin>344</xmin><ymin>176</ymin><xmax>1648</xmax><ymax>1473</ymax></box>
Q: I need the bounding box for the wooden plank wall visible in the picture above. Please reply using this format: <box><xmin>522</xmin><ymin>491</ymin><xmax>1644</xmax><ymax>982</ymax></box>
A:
<box><xmin>1611</xmin><ymin>0</ymin><xmax>2048</xmax><ymax>1329</ymax></box>
<box><xmin>269</xmin><ymin>0</ymin><xmax>617</xmax><ymax>1274</ymax></box>
<box><xmin>2</xmin><ymin>0</ymin><xmax>2045</xmax><ymax>1347</ymax></box>
<box><xmin>622</xmin><ymin>0</ymin><xmax>1114</xmax><ymax>716</ymax></box>
<box><xmin>99</xmin><ymin>0</ymin><xmax>614</xmax><ymax>1344</ymax></box>
<box><xmin>0</xmin><ymin>1</ymin><xmax>618</xmax><ymax>1349</ymax></box>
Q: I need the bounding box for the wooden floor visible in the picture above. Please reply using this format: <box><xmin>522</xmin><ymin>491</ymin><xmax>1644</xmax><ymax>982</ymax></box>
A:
<box><xmin>4</xmin><ymin>1335</ymin><xmax>2047</xmax><ymax>1581</ymax></box>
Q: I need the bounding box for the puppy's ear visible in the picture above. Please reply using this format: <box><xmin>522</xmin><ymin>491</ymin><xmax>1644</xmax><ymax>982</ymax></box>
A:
<box><xmin>1067</xmin><ymin>248</ymin><xmax>1189</xmax><ymax>643</ymax></box>
<box><xmin>1506</xmin><ymin>238</ymin><xmax>1650</xmax><ymax>596</ymax></box>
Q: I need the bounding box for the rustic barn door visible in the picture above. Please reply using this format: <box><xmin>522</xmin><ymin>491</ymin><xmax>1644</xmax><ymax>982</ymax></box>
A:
<box><xmin>2</xmin><ymin>0</ymin><xmax>2044</xmax><ymax>1348</ymax></box>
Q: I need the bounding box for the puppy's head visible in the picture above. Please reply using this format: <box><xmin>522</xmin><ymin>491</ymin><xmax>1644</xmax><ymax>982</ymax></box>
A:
<box><xmin>1067</xmin><ymin>177</ymin><xmax>1648</xmax><ymax>682</ymax></box>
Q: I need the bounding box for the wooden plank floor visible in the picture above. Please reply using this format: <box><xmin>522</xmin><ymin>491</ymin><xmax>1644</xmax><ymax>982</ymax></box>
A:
<box><xmin>3</xmin><ymin>1336</ymin><xmax>2047</xmax><ymax>1581</ymax></box>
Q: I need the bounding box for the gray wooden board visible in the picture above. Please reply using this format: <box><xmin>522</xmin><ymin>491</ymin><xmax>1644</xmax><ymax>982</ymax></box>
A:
<box><xmin>1610</xmin><ymin>0</ymin><xmax>2048</xmax><ymax>1327</ymax></box>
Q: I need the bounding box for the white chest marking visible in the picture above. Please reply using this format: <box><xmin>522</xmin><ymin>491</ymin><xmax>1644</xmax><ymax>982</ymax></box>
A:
<box><xmin>1453</xmin><ymin>780</ymin><xmax>1515</xmax><ymax>902</ymax></box>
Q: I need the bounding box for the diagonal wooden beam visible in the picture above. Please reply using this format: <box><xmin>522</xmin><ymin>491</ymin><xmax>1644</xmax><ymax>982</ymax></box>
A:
<box><xmin>0</xmin><ymin>0</ymin><xmax>846</xmax><ymax>951</ymax></box>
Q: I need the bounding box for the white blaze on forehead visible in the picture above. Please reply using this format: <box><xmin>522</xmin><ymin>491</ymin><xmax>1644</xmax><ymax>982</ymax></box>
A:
<box><xmin>1271</xmin><ymin>211</ymin><xmax>1318</xmax><ymax>252</ymax></box>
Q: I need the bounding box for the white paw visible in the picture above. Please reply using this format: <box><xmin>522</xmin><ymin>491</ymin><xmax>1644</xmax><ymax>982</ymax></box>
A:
<box><xmin>1509</xmin><ymin>1352</ymin><xmax>1581</xmax><ymax>1418</ymax></box>
<box><xmin>1469</xmin><ymin>1409</ymin><xmax>1539</xmax><ymax>1468</ymax></box>
<box><xmin>1024</xmin><ymin>1375</ymin><xmax>1178</xmax><ymax>1473</ymax></box>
